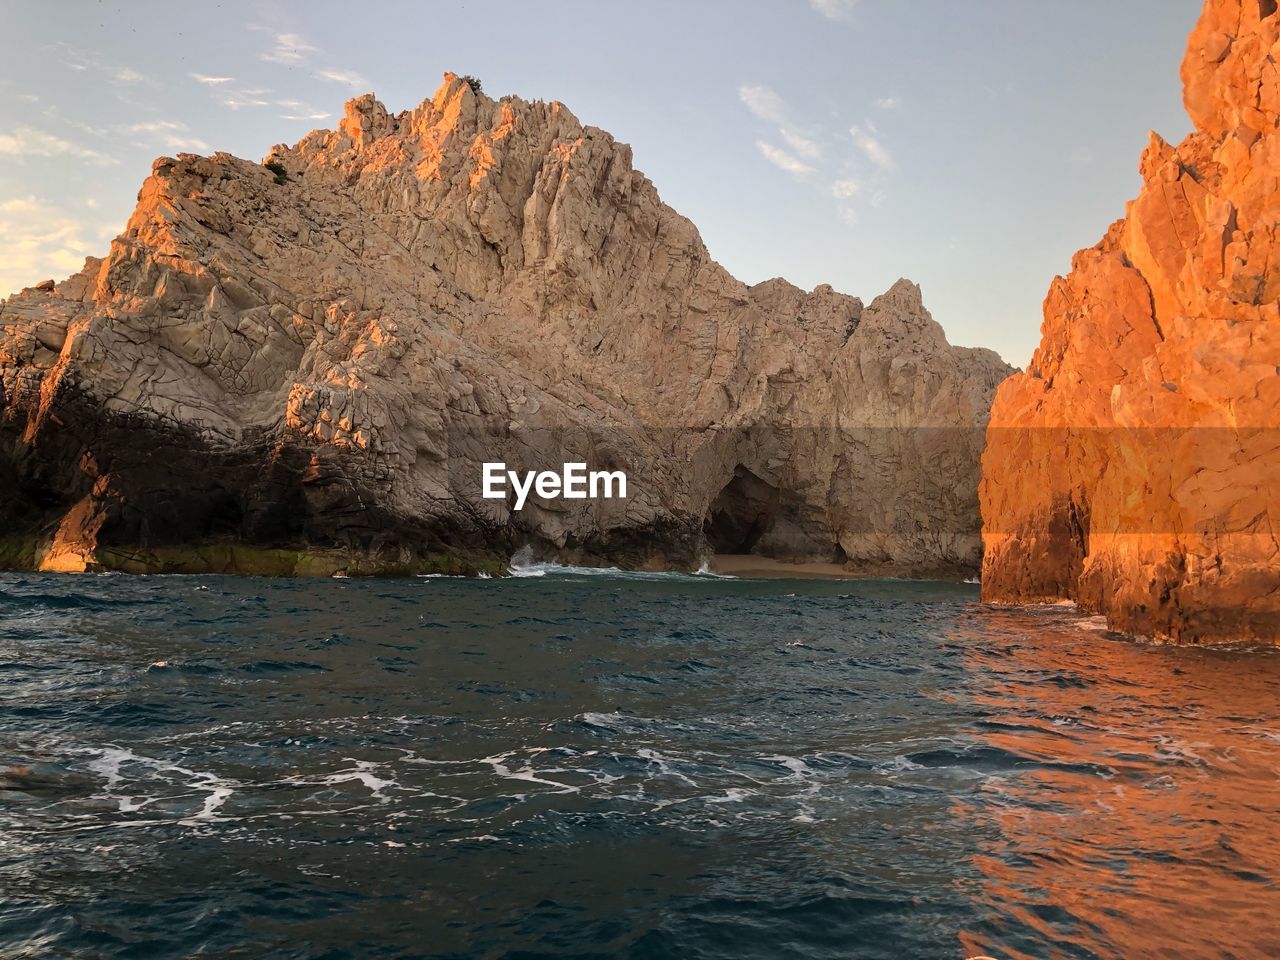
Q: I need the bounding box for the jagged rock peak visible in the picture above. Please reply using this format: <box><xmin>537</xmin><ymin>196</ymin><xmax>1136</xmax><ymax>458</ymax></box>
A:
<box><xmin>1182</xmin><ymin>0</ymin><xmax>1280</xmax><ymax>136</ymax></box>
<box><xmin>0</xmin><ymin>73</ymin><xmax>1011</xmax><ymax>578</ymax></box>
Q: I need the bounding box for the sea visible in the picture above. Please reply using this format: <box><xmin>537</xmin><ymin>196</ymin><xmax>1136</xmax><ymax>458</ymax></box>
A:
<box><xmin>1</xmin><ymin>556</ymin><xmax>1277</xmax><ymax>959</ymax></box>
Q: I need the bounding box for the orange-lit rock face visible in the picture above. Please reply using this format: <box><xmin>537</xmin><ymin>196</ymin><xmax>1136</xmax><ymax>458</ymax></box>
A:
<box><xmin>981</xmin><ymin>0</ymin><xmax>1280</xmax><ymax>643</ymax></box>
<box><xmin>0</xmin><ymin>74</ymin><xmax>1011</xmax><ymax>574</ymax></box>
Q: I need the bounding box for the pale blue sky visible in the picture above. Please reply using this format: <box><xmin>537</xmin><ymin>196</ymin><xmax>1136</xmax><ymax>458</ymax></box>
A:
<box><xmin>1</xmin><ymin>0</ymin><xmax>1203</xmax><ymax>365</ymax></box>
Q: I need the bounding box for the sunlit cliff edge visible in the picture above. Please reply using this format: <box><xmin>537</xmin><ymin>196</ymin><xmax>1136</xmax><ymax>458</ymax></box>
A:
<box><xmin>981</xmin><ymin>0</ymin><xmax>1280</xmax><ymax>643</ymax></box>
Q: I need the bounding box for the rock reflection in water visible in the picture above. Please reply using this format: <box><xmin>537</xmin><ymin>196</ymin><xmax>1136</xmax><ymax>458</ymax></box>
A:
<box><xmin>954</xmin><ymin>610</ymin><xmax>1280</xmax><ymax>959</ymax></box>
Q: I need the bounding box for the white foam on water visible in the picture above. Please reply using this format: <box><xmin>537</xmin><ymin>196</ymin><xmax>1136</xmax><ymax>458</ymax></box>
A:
<box><xmin>507</xmin><ymin>546</ymin><xmax>738</xmax><ymax>582</ymax></box>
<box><xmin>579</xmin><ymin>710</ymin><xmax>625</xmax><ymax>729</ymax></box>
<box><xmin>879</xmin><ymin>755</ymin><xmax>925</xmax><ymax>774</ymax></box>
<box><xmin>85</xmin><ymin>746</ymin><xmax>133</xmax><ymax>791</ymax></box>
<box><xmin>321</xmin><ymin>760</ymin><xmax>398</xmax><ymax>801</ymax></box>
<box><xmin>82</xmin><ymin>745</ymin><xmax>239</xmax><ymax>824</ymax></box>
<box><xmin>1077</xmin><ymin>614</ymin><xmax>1112</xmax><ymax>633</ymax></box>
<box><xmin>508</xmin><ymin>550</ymin><xmax>625</xmax><ymax>579</ymax></box>
<box><xmin>763</xmin><ymin>755</ymin><xmax>816</xmax><ymax>781</ymax></box>
<box><xmin>706</xmin><ymin>787</ymin><xmax>754</xmax><ymax>804</ymax></box>
<box><xmin>482</xmin><ymin>750</ymin><xmax>579</xmax><ymax>794</ymax></box>
<box><xmin>693</xmin><ymin>560</ymin><xmax>737</xmax><ymax>579</ymax></box>
<box><xmin>636</xmin><ymin>748</ymin><xmax>700</xmax><ymax>787</ymax></box>
<box><xmin>188</xmin><ymin>778</ymin><xmax>235</xmax><ymax>823</ymax></box>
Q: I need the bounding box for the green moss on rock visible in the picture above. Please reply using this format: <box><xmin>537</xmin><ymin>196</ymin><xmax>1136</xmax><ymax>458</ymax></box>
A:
<box><xmin>0</xmin><ymin>536</ymin><xmax>38</xmax><ymax>570</ymax></box>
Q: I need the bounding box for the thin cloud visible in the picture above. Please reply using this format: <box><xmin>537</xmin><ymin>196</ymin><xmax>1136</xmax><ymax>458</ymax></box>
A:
<box><xmin>810</xmin><ymin>0</ymin><xmax>857</xmax><ymax>21</ymax></box>
<box><xmin>736</xmin><ymin>77</ymin><xmax>890</xmax><ymax>227</ymax></box>
<box><xmin>47</xmin><ymin>112</ymin><xmax>110</xmax><ymax>138</ymax></box>
<box><xmin>249</xmin><ymin>28</ymin><xmax>374</xmax><ymax>95</ymax></box>
<box><xmin>740</xmin><ymin>85</ymin><xmax>823</xmax><ymax>166</ymax></box>
<box><xmin>197</xmin><ymin>66</ymin><xmax>273</xmax><ymax>110</ymax></box>
<box><xmin>124</xmin><ymin>121</ymin><xmax>183</xmax><ymax>133</ymax></box>
<box><xmin>219</xmin><ymin>89</ymin><xmax>271</xmax><ymax>110</ymax></box>
<box><xmin>0</xmin><ymin>197</ymin><xmax>109</xmax><ymax>296</ymax></box>
<box><xmin>0</xmin><ymin>127</ymin><xmax>116</xmax><ymax>165</ymax></box>
<box><xmin>260</xmin><ymin>32</ymin><xmax>317</xmax><ymax>66</ymax></box>
<box><xmin>274</xmin><ymin>98</ymin><xmax>329</xmax><ymax>120</ymax></box>
<box><xmin>48</xmin><ymin>44</ymin><xmax>160</xmax><ymax>110</ymax></box>
<box><xmin>315</xmin><ymin>68</ymin><xmax>368</xmax><ymax>88</ymax></box>
<box><xmin>738</xmin><ymin>84</ymin><xmax>787</xmax><ymax>124</ymax></box>
<box><xmin>831</xmin><ymin>178</ymin><xmax>862</xmax><ymax>199</ymax></box>
<box><xmin>222</xmin><ymin>95</ymin><xmax>270</xmax><ymax>110</ymax></box>
<box><xmin>850</xmin><ymin>124</ymin><xmax>894</xmax><ymax>170</ymax></box>
<box><xmin>755</xmin><ymin>141</ymin><xmax>813</xmax><ymax>176</ymax></box>
<box><xmin>780</xmin><ymin>128</ymin><xmax>821</xmax><ymax>160</ymax></box>
<box><xmin>123</xmin><ymin>121</ymin><xmax>210</xmax><ymax>153</ymax></box>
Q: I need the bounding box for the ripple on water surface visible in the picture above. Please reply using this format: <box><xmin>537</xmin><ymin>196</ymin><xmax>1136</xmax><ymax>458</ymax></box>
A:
<box><xmin>0</xmin><ymin>571</ymin><xmax>1277</xmax><ymax>959</ymax></box>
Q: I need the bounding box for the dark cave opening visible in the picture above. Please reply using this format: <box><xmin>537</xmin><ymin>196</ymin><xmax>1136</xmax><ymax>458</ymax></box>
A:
<box><xmin>1263</xmin><ymin>0</ymin><xmax>1277</xmax><ymax>20</ymax></box>
<box><xmin>702</xmin><ymin>466</ymin><xmax>782</xmax><ymax>554</ymax></box>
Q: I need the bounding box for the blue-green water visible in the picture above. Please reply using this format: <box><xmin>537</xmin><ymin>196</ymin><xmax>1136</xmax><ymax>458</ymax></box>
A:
<box><xmin>1</xmin><ymin>567</ymin><xmax>1277</xmax><ymax>959</ymax></box>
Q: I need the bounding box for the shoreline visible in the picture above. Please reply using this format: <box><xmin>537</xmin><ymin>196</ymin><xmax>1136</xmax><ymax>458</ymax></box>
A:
<box><xmin>705</xmin><ymin>554</ymin><xmax>977</xmax><ymax>583</ymax></box>
<box><xmin>0</xmin><ymin>538</ymin><xmax>979</xmax><ymax>583</ymax></box>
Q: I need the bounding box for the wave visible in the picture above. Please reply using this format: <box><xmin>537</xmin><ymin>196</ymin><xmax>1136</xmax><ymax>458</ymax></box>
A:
<box><xmin>694</xmin><ymin>560</ymin><xmax>736</xmax><ymax>579</ymax></box>
<box><xmin>506</xmin><ymin>546</ymin><xmax>736</xmax><ymax>582</ymax></box>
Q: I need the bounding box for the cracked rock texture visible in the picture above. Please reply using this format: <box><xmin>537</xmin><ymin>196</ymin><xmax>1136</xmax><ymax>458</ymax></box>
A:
<box><xmin>981</xmin><ymin>0</ymin><xmax>1280</xmax><ymax>642</ymax></box>
<box><xmin>0</xmin><ymin>74</ymin><xmax>1010</xmax><ymax>576</ymax></box>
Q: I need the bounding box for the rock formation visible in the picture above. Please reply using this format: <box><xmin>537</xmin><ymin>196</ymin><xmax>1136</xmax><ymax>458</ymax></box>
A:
<box><xmin>981</xmin><ymin>0</ymin><xmax>1280</xmax><ymax>642</ymax></box>
<box><xmin>0</xmin><ymin>74</ymin><xmax>1010</xmax><ymax>576</ymax></box>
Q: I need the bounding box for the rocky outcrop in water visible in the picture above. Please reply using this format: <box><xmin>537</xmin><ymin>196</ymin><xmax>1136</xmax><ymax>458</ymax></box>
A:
<box><xmin>0</xmin><ymin>75</ymin><xmax>1010</xmax><ymax>576</ymax></box>
<box><xmin>981</xmin><ymin>0</ymin><xmax>1280</xmax><ymax>642</ymax></box>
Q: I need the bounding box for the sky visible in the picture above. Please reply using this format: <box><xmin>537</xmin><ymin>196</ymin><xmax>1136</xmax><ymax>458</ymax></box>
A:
<box><xmin>1</xmin><ymin>0</ymin><xmax>1204</xmax><ymax>366</ymax></box>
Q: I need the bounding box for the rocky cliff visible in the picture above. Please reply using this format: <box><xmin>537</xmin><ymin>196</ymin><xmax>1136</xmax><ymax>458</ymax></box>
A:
<box><xmin>0</xmin><ymin>74</ymin><xmax>1010</xmax><ymax>577</ymax></box>
<box><xmin>981</xmin><ymin>0</ymin><xmax>1280</xmax><ymax>642</ymax></box>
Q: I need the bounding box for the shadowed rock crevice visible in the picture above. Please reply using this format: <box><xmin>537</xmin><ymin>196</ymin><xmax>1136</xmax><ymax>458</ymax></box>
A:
<box><xmin>701</xmin><ymin>466</ymin><xmax>844</xmax><ymax>562</ymax></box>
<box><xmin>703</xmin><ymin>467</ymin><xmax>782</xmax><ymax>555</ymax></box>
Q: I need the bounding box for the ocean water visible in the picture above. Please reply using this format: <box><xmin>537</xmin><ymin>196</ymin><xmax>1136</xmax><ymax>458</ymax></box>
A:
<box><xmin>1</xmin><ymin>564</ymin><xmax>1278</xmax><ymax>960</ymax></box>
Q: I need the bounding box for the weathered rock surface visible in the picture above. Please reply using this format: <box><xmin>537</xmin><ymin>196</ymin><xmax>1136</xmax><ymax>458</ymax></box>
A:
<box><xmin>981</xmin><ymin>0</ymin><xmax>1280</xmax><ymax>642</ymax></box>
<box><xmin>0</xmin><ymin>74</ymin><xmax>1010</xmax><ymax>576</ymax></box>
